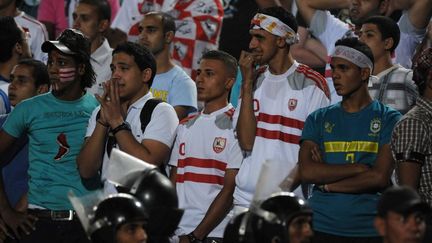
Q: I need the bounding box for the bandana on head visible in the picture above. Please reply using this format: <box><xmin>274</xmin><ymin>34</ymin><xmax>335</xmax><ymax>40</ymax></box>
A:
<box><xmin>251</xmin><ymin>13</ymin><xmax>299</xmax><ymax>45</ymax></box>
<box><xmin>59</xmin><ymin>67</ymin><xmax>76</xmax><ymax>82</ymax></box>
<box><xmin>331</xmin><ymin>46</ymin><xmax>373</xmax><ymax>72</ymax></box>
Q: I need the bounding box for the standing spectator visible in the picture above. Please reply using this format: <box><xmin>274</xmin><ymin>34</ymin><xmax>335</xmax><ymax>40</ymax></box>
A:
<box><xmin>234</xmin><ymin>6</ymin><xmax>329</xmax><ymax>209</ymax></box>
<box><xmin>0</xmin><ymin>28</ymin><xmax>99</xmax><ymax>242</ymax></box>
<box><xmin>299</xmin><ymin>37</ymin><xmax>401</xmax><ymax>242</ymax></box>
<box><xmin>375</xmin><ymin>186</ymin><xmax>430</xmax><ymax>243</ymax></box>
<box><xmin>72</xmin><ymin>0</ymin><xmax>113</xmax><ymax>96</ymax></box>
<box><xmin>77</xmin><ymin>42</ymin><xmax>178</xmax><ymax>188</ymax></box>
<box><xmin>359</xmin><ymin>16</ymin><xmax>418</xmax><ymax>114</ymax></box>
<box><xmin>391</xmin><ymin>47</ymin><xmax>432</xmax><ymax>242</ymax></box>
<box><xmin>138</xmin><ymin>11</ymin><xmax>197</xmax><ymax>120</ymax></box>
<box><xmin>296</xmin><ymin>0</ymin><xmax>432</xmax><ymax>103</ymax></box>
<box><xmin>1</xmin><ymin>59</ymin><xmax>50</xmax><ymax>209</ymax></box>
<box><xmin>37</xmin><ymin>0</ymin><xmax>120</xmax><ymax>40</ymax></box>
<box><xmin>0</xmin><ymin>16</ymin><xmax>32</xmax><ymax>114</ymax></box>
<box><xmin>169</xmin><ymin>50</ymin><xmax>242</xmax><ymax>243</ymax></box>
<box><xmin>1</xmin><ymin>0</ymin><xmax>48</xmax><ymax>62</ymax></box>
<box><xmin>111</xmin><ymin>0</ymin><xmax>224</xmax><ymax>79</ymax></box>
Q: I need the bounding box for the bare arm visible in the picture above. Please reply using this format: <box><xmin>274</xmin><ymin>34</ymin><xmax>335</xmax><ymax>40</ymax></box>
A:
<box><xmin>326</xmin><ymin>144</ymin><xmax>394</xmax><ymax>193</ymax></box>
<box><xmin>296</xmin><ymin>0</ymin><xmax>350</xmax><ymax>26</ymax></box>
<box><xmin>387</xmin><ymin>0</ymin><xmax>432</xmax><ymax>29</ymax></box>
<box><xmin>298</xmin><ymin>140</ymin><xmax>369</xmax><ymax>184</ymax></box>
<box><xmin>236</xmin><ymin>51</ymin><xmax>259</xmax><ymax>151</ymax></box>
<box><xmin>396</xmin><ymin>161</ymin><xmax>421</xmax><ymax>189</ymax></box>
<box><xmin>291</xmin><ymin>27</ymin><xmax>327</xmax><ymax>68</ymax></box>
<box><xmin>192</xmin><ymin>169</ymin><xmax>238</xmax><ymax>240</ymax></box>
<box><xmin>76</xmin><ymin>123</ymin><xmax>108</xmax><ymax>179</ymax></box>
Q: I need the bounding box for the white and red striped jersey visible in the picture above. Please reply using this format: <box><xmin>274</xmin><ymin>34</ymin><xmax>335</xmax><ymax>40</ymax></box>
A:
<box><xmin>15</xmin><ymin>11</ymin><xmax>48</xmax><ymax>63</ymax></box>
<box><xmin>169</xmin><ymin>104</ymin><xmax>242</xmax><ymax>238</ymax></box>
<box><xmin>233</xmin><ymin>61</ymin><xmax>330</xmax><ymax>207</ymax></box>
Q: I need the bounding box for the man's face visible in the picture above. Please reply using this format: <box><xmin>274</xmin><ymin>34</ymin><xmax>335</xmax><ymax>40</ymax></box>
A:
<box><xmin>195</xmin><ymin>58</ymin><xmax>233</xmax><ymax>103</ymax></box>
<box><xmin>72</xmin><ymin>3</ymin><xmax>105</xmax><ymax>44</ymax></box>
<box><xmin>349</xmin><ymin>0</ymin><xmax>384</xmax><ymax>25</ymax></box>
<box><xmin>138</xmin><ymin>15</ymin><xmax>166</xmax><ymax>56</ymax></box>
<box><xmin>359</xmin><ymin>23</ymin><xmax>388</xmax><ymax>60</ymax></box>
<box><xmin>8</xmin><ymin>64</ymin><xmax>38</xmax><ymax>106</ymax></box>
<box><xmin>110</xmin><ymin>52</ymin><xmax>148</xmax><ymax>102</ymax></box>
<box><xmin>288</xmin><ymin>215</ymin><xmax>313</xmax><ymax>243</ymax></box>
<box><xmin>116</xmin><ymin>221</ymin><xmax>148</xmax><ymax>243</ymax></box>
<box><xmin>248</xmin><ymin>28</ymin><xmax>279</xmax><ymax>66</ymax></box>
<box><xmin>376</xmin><ymin>211</ymin><xmax>426</xmax><ymax>243</ymax></box>
<box><xmin>330</xmin><ymin>57</ymin><xmax>368</xmax><ymax>97</ymax></box>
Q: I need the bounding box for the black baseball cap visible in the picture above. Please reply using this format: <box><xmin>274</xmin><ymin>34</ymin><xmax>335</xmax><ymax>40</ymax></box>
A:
<box><xmin>377</xmin><ymin>186</ymin><xmax>430</xmax><ymax>217</ymax></box>
<box><xmin>41</xmin><ymin>28</ymin><xmax>91</xmax><ymax>59</ymax></box>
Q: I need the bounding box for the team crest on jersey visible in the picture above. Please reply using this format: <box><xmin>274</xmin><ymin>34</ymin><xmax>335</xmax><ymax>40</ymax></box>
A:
<box><xmin>288</xmin><ymin>99</ymin><xmax>297</xmax><ymax>111</ymax></box>
<box><xmin>213</xmin><ymin>137</ymin><xmax>226</xmax><ymax>153</ymax></box>
<box><xmin>370</xmin><ymin>118</ymin><xmax>381</xmax><ymax>134</ymax></box>
<box><xmin>324</xmin><ymin>122</ymin><xmax>335</xmax><ymax>133</ymax></box>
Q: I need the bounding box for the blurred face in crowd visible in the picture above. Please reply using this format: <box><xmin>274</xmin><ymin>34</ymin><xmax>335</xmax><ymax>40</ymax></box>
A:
<box><xmin>359</xmin><ymin>23</ymin><xmax>391</xmax><ymax>60</ymax></box>
<box><xmin>349</xmin><ymin>0</ymin><xmax>386</xmax><ymax>25</ymax></box>
<box><xmin>73</xmin><ymin>3</ymin><xmax>108</xmax><ymax>47</ymax></box>
<box><xmin>375</xmin><ymin>211</ymin><xmax>426</xmax><ymax>243</ymax></box>
<box><xmin>138</xmin><ymin>14</ymin><xmax>167</xmax><ymax>56</ymax></box>
<box><xmin>195</xmin><ymin>58</ymin><xmax>234</xmax><ymax>105</ymax></box>
<box><xmin>288</xmin><ymin>215</ymin><xmax>313</xmax><ymax>243</ymax></box>
<box><xmin>8</xmin><ymin>64</ymin><xmax>44</xmax><ymax>106</ymax></box>
<box><xmin>248</xmin><ymin>28</ymin><xmax>280</xmax><ymax>66</ymax></box>
<box><xmin>116</xmin><ymin>221</ymin><xmax>148</xmax><ymax>243</ymax></box>
<box><xmin>18</xmin><ymin>27</ymin><xmax>32</xmax><ymax>60</ymax></box>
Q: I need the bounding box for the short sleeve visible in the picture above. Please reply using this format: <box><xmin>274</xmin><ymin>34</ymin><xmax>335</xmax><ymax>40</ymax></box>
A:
<box><xmin>380</xmin><ymin>109</ymin><xmax>402</xmax><ymax>145</ymax></box>
<box><xmin>226</xmin><ymin>138</ymin><xmax>243</xmax><ymax>169</ymax></box>
<box><xmin>2</xmin><ymin>102</ymin><xmax>29</xmax><ymax>138</ymax></box>
<box><xmin>300</xmin><ymin>109</ymin><xmax>322</xmax><ymax>145</ymax></box>
<box><xmin>169</xmin><ymin>73</ymin><xmax>197</xmax><ymax>110</ymax></box>
<box><xmin>85</xmin><ymin>106</ymin><xmax>100</xmax><ymax>138</ymax></box>
<box><xmin>143</xmin><ymin>103</ymin><xmax>179</xmax><ymax>147</ymax></box>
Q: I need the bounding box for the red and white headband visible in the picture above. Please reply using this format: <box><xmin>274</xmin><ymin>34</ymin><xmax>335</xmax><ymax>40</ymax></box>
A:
<box><xmin>251</xmin><ymin>13</ymin><xmax>299</xmax><ymax>45</ymax></box>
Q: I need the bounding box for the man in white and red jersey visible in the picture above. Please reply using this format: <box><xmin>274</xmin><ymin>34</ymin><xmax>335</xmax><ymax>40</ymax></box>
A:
<box><xmin>234</xmin><ymin>6</ymin><xmax>330</xmax><ymax>209</ymax></box>
<box><xmin>0</xmin><ymin>0</ymin><xmax>48</xmax><ymax>62</ymax></box>
<box><xmin>169</xmin><ymin>50</ymin><xmax>242</xmax><ymax>243</ymax></box>
<box><xmin>111</xmin><ymin>0</ymin><xmax>224</xmax><ymax>79</ymax></box>
<box><xmin>296</xmin><ymin>0</ymin><xmax>432</xmax><ymax>104</ymax></box>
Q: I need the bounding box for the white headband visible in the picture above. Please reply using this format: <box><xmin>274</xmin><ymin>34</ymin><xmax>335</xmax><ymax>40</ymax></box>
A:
<box><xmin>331</xmin><ymin>46</ymin><xmax>373</xmax><ymax>71</ymax></box>
<box><xmin>251</xmin><ymin>13</ymin><xmax>299</xmax><ymax>45</ymax></box>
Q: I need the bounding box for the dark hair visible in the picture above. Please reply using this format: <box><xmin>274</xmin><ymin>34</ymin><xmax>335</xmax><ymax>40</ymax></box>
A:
<box><xmin>113</xmin><ymin>42</ymin><xmax>157</xmax><ymax>87</ymax></box>
<box><xmin>200</xmin><ymin>50</ymin><xmax>238</xmax><ymax>78</ymax></box>
<box><xmin>17</xmin><ymin>59</ymin><xmax>50</xmax><ymax>88</ymax></box>
<box><xmin>258</xmin><ymin>6</ymin><xmax>298</xmax><ymax>33</ymax></box>
<box><xmin>363</xmin><ymin>16</ymin><xmax>400</xmax><ymax>53</ymax></box>
<box><xmin>78</xmin><ymin>0</ymin><xmax>111</xmax><ymax>22</ymax></box>
<box><xmin>146</xmin><ymin>12</ymin><xmax>176</xmax><ymax>35</ymax></box>
<box><xmin>0</xmin><ymin>16</ymin><xmax>24</xmax><ymax>63</ymax></box>
<box><xmin>335</xmin><ymin>37</ymin><xmax>374</xmax><ymax>72</ymax></box>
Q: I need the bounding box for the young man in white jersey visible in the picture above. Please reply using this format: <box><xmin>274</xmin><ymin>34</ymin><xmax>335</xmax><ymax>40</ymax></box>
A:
<box><xmin>359</xmin><ymin>15</ymin><xmax>418</xmax><ymax>114</ymax></box>
<box><xmin>234</xmin><ymin>6</ymin><xmax>330</xmax><ymax>210</ymax></box>
<box><xmin>169</xmin><ymin>50</ymin><xmax>242</xmax><ymax>243</ymax></box>
<box><xmin>138</xmin><ymin>11</ymin><xmax>197</xmax><ymax>120</ymax></box>
<box><xmin>0</xmin><ymin>0</ymin><xmax>48</xmax><ymax>62</ymax></box>
<box><xmin>72</xmin><ymin>0</ymin><xmax>113</xmax><ymax>96</ymax></box>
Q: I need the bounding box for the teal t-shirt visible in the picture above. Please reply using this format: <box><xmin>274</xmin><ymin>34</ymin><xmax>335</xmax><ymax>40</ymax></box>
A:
<box><xmin>301</xmin><ymin>100</ymin><xmax>401</xmax><ymax>237</ymax></box>
<box><xmin>3</xmin><ymin>92</ymin><xmax>99</xmax><ymax>210</ymax></box>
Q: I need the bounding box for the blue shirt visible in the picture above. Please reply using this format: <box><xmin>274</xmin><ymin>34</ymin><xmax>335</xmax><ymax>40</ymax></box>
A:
<box><xmin>301</xmin><ymin>100</ymin><xmax>401</xmax><ymax>237</ymax></box>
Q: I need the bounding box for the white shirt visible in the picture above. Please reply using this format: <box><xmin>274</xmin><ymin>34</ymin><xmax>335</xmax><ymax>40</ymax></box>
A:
<box><xmin>88</xmin><ymin>39</ymin><xmax>113</xmax><ymax>96</ymax></box>
<box><xmin>15</xmin><ymin>11</ymin><xmax>48</xmax><ymax>63</ymax></box>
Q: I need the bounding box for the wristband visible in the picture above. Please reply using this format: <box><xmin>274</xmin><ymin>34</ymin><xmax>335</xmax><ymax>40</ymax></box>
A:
<box><xmin>111</xmin><ymin>121</ymin><xmax>131</xmax><ymax>135</ymax></box>
<box><xmin>187</xmin><ymin>232</ymin><xmax>203</xmax><ymax>243</ymax></box>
